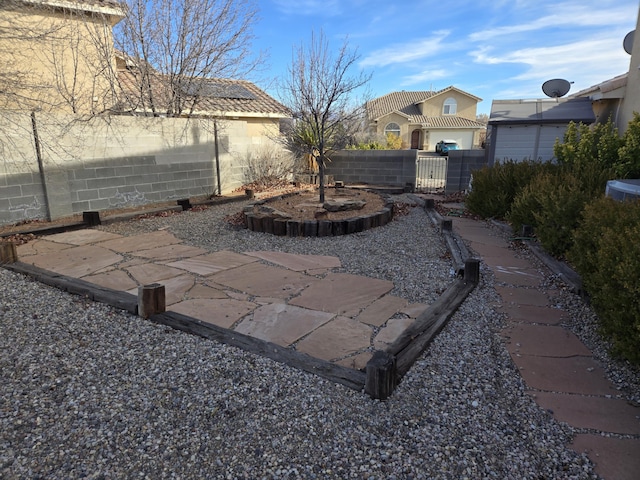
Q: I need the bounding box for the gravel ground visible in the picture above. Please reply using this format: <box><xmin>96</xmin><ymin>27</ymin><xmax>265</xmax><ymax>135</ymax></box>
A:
<box><xmin>1</xmin><ymin>196</ymin><xmax>636</xmax><ymax>479</ymax></box>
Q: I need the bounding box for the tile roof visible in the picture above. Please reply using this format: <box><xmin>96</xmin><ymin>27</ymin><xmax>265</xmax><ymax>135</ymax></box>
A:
<box><xmin>366</xmin><ymin>86</ymin><xmax>482</xmax><ymax>121</ymax></box>
<box><xmin>367</xmin><ymin>91</ymin><xmax>435</xmax><ymax>120</ymax></box>
<box><xmin>116</xmin><ymin>69</ymin><xmax>291</xmax><ymax>118</ymax></box>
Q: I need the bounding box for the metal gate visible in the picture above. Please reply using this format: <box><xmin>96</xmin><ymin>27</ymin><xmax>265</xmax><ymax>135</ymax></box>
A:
<box><xmin>416</xmin><ymin>154</ymin><xmax>447</xmax><ymax>193</ymax></box>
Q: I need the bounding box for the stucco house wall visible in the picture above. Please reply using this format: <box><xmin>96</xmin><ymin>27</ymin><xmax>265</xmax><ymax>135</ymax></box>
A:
<box><xmin>0</xmin><ymin>0</ymin><xmax>124</xmax><ymax>114</ymax></box>
<box><xmin>367</xmin><ymin>87</ymin><xmax>485</xmax><ymax>151</ymax></box>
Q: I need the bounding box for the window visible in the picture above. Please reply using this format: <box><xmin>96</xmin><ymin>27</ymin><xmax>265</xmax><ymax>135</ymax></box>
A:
<box><xmin>443</xmin><ymin>98</ymin><xmax>457</xmax><ymax>115</ymax></box>
<box><xmin>384</xmin><ymin>122</ymin><xmax>401</xmax><ymax>137</ymax></box>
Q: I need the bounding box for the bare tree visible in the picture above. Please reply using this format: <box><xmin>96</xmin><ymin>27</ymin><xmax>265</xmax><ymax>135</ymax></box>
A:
<box><xmin>114</xmin><ymin>0</ymin><xmax>263</xmax><ymax>117</ymax></box>
<box><xmin>279</xmin><ymin>30</ymin><xmax>371</xmax><ymax>202</ymax></box>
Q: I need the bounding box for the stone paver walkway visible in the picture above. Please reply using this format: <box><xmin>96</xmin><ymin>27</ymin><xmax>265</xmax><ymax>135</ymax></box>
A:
<box><xmin>450</xmin><ymin>213</ymin><xmax>640</xmax><ymax>480</ymax></box>
<box><xmin>16</xmin><ymin>229</ymin><xmax>430</xmax><ymax>371</ymax></box>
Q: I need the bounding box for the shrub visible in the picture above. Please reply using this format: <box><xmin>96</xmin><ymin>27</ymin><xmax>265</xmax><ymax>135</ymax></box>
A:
<box><xmin>531</xmin><ymin>171</ymin><xmax>590</xmax><ymax>257</ymax></box>
<box><xmin>466</xmin><ymin>160</ymin><xmax>546</xmax><ymax>219</ymax></box>
<box><xmin>507</xmin><ymin>165</ymin><xmax>560</xmax><ymax>234</ymax></box>
<box><xmin>243</xmin><ymin>145</ymin><xmax>296</xmax><ymax>190</ymax></box>
<box><xmin>571</xmin><ymin>197</ymin><xmax>640</xmax><ymax>364</ymax></box>
<box><xmin>617</xmin><ymin>112</ymin><xmax>640</xmax><ymax>178</ymax></box>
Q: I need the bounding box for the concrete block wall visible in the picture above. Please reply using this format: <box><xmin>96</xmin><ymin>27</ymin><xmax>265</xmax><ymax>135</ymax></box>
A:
<box><xmin>444</xmin><ymin>150</ymin><xmax>487</xmax><ymax>194</ymax></box>
<box><xmin>0</xmin><ymin>112</ymin><xmax>280</xmax><ymax>226</ymax></box>
<box><xmin>325</xmin><ymin>150</ymin><xmax>417</xmax><ymax>187</ymax></box>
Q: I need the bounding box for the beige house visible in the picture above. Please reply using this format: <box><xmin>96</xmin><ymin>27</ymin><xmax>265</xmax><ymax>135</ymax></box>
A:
<box><xmin>570</xmin><ymin>8</ymin><xmax>640</xmax><ymax>134</ymax></box>
<box><xmin>114</xmin><ymin>57</ymin><xmax>291</xmax><ymax>141</ymax></box>
<box><xmin>0</xmin><ymin>0</ymin><xmax>125</xmax><ymax>114</ymax></box>
<box><xmin>366</xmin><ymin>86</ymin><xmax>486</xmax><ymax>151</ymax></box>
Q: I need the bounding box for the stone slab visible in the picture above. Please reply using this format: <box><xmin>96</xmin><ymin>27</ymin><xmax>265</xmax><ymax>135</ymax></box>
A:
<box><xmin>168</xmin><ymin>298</ymin><xmax>257</xmax><ymax>329</ymax></box>
<box><xmin>17</xmin><ymin>239</ymin><xmax>75</xmax><ymax>257</ymax></box>
<box><xmin>492</xmin><ymin>266</ymin><xmax>544</xmax><ymax>287</ymax></box>
<box><xmin>530</xmin><ymin>392</ymin><xmax>640</xmax><ymax>434</ymax></box>
<box><xmin>495</xmin><ymin>285</ymin><xmax>549</xmax><ymax>307</ymax></box>
<box><xmin>244</xmin><ymin>251</ymin><xmax>341</xmax><ymax>271</ymax></box>
<box><xmin>167</xmin><ymin>251</ymin><xmax>257</xmax><ymax>276</ymax></box>
<box><xmin>373</xmin><ymin>317</ymin><xmax>415</xmax><ymax>349</ymax></box>
<box><xmin>296</xmin><ymin>316</ymin><xmax>373</xmax><ymax>361</ymax></box>
<box><xmin>356</xmin><ymin>295</ymin><xmax>408</xmax><ymax>327</ymax></box>
<box><xmin>335</xmin><ymin>352</ymin><xmax>372</xmax><ymax>371</ymax></box>
<box><xmin>571</xmin><ymin>434</ymin><xmax>640</xmax><ymax>480</ymax></box>
<box><xmin>503</xmin><ymin>324</ymin><xmax>592</xmax><ymax>357</ymax></box>
<box><xmin>186</xmin><ymin>283</ymin><xmax>228</xmax><ymax>300</ymax></box>
<box><xmin>45</xmin><ymin>229</ymin><xmax>122</xmax><ymax>245</ymax></box>
<box><xmin>96</xmin><ymin>230</ymin><xmax>182</xmax><ymax>253</ymax></box>
<box><xmin>156</xmin><ymin>274</ymin><xmax>195</xmax><ymax>306</ymax></box>
<box><xmin>125</xmin><ymin>263</ymin><xmax>186</xmax><ymax>285</ymax></box>
<box><xmin>234</xmin><ymin>303</ymin><xmax>334</xmax><ymax>346</ymax></box>
<box><xmin>289</xmin><ymin>272</ymin><xmax>394</xmax><ymax>317</ymax></box>
<box><xmin>82</xmin><ymin>269</ymin><xmax>138</xmax><ymax>291</ymax></box>
<box><xmin>401</xmin><ymin>303</ymin><xmax>429</xmax><ymax>318</ymax></box>
<box><xmin>132</xmin><ymin>244</ymin><xmax>209</xmax><ymax>261</ymax></box>
<box><xmin>497</xmin><ymin>304</ymin><xmax>568</xmax><ymax>325</ymax></box>
<box><xmin>211</xmin><ymin>262</ymin><xmax>319</xmax><ymax>299</ymax></box>
<box><xmin>25</xmin><ymin>245</ymin><xmax>123</xmax><ymax>278</ymax></box>
<box><xmin>512</xmin><ymin>354</ymin><xmax>616</xmax><ymax>396</ymax></box>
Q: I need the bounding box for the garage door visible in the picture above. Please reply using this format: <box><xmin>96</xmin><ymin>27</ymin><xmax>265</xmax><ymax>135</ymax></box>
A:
<box><xmin>493</xmin><ymin>125</ymin><xmax>536</xmax><ymax>162</ymax></box>
<box><xmin>493</xmin><ymin>124</ymin><xmax>567</xmax><ymax>163</ymax></box>
<box><xmin>429</xmin><ymin>131</ymin><xmax>474</xmax><ymax>151</ymax></box>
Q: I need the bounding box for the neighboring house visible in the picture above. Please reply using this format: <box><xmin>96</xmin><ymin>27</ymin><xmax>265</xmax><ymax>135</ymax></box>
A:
<box><xmin>114</xmin><ymin>57</ymin><xmax>291</xmax><ymax>145</ymax></box>
<box><xmin>570</xmin><ymin>73</ymin><xmax>627</xmax><ymax>126</ymax></box>
<box><xmin>570</xmin><ymin>8</ymin><xmax>640</xmax><ymax>134</ymax></box>
<box><xmin>366</xmin><ymin>86</ymin><xmax>486</xmax><ymax>151</ymax></box>
<box><xmin>0</xmin><ymin>0</ymin><xmax>125</xmax><ymax>114</ymax></box>
<box><xmin>486</xmin><ymin>98</ymin><xmax>596</xmax><ymax>164</ymax></box>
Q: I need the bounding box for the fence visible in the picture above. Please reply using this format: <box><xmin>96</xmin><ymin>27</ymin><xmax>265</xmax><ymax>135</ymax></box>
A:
<box><xmin>0</xmin><ymin>111</ymin><xmax>281</xmax><ymax>226</ymax></box>
<box><xmin>326</xmin><ymin>149</ymin><xmax>488</xmax><ymax>195</ymax></box>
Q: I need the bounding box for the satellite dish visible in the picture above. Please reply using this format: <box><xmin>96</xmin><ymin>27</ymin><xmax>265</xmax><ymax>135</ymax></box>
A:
<box><xmin>542</xmin><ymin>78</ymin><xmax>571</xmax><ymax>98</ymax></box>
<box><xmin>623</xmin><ymin>30</ymin><xmax>635</xmax><ymax>55</ymax></box>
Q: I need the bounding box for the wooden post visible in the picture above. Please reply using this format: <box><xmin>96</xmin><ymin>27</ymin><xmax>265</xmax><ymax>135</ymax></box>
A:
<box><xmin>0</xmin><ymin>242</ymin><xmax>18</xmax><ymax>263</ymax></box>
<box><xmin>463</xmin><ymin>258</ymin><xmax>480</xmax><ymax>284</ymax></box>
<box><xmin>521</xmin><ymin>224</ymin><xmax>533</xmax><ymax>238</ymax></box>
<box><xmin>441</xmin><ymin>219</ymin><xmax>453</xmax><ymax>231</ymax></box>
<box><xmin>245</xmin><ymin>189</ymin><xmax>255</xmax><ymax>199</ymax></box>
<box><xmin>138</xmin><ymin>283</ymin><xmax>166</xmax><ymax>319</ymax></box>
<box><xmin>83</xmin><ymin>211</ymin><xmax>101</xmax><ymax>226</ymax></box>
<box><xmin>424</xmin><ymin>198</ymin><xmax>435</xmax><ymax>210</ymax></box>
<box><xmin>177</xmin><ymin>199</ymin><xmax>191</xmax><ymax>210</ymax></box>
<box><xmin>365</xmin><ymin>351</ymin><xmax>398</xmax><ymax>400</ymax></box>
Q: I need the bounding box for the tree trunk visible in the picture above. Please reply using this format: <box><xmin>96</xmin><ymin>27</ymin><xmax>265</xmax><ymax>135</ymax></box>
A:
<box><xmin>318</xmin><ymin>154</ymin><xmax>325</xmax><ymax>203</ymax></box>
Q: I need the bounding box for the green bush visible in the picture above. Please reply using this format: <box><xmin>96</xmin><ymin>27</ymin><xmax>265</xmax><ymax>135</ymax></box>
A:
<box><xmin>532</xmin><ymin>171</ymin><xmax>590</xmax><ymax>257</ymax></box>
<box><xmin>466</xmin><ymin>160</ymin><xmax>545</xmax><ymax>219</ymax></box>
<box><xmin>571</xmin><ymin>197</ymin><xmax>640</xmax><ymax>364</ymax></box>
<box><xmin>617</xmin><ymin>112</ymin><xmax>640</xmax><ymax>178</ymax></box>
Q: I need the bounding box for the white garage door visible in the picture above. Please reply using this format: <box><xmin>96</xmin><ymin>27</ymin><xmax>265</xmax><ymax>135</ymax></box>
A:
<box><xmin>429</xmin><ymin>131</ymin><xmax>474</xmax><ymax>151</ymax></box>
<box><xmin>493</xmin><ymin>124</ymin><xmax>567</xmax><ymax>163</ymax></box>
<box><xmin>493</xmin><ymin>125</ymin><xmax>536</xmax><ymax>162</ymax></box>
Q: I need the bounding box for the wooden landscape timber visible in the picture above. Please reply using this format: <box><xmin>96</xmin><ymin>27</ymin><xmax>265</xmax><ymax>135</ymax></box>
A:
<box><xmin>1</xmin><ymin>194</ymin><xmax>484</xmax><ymax>400</ymax></box>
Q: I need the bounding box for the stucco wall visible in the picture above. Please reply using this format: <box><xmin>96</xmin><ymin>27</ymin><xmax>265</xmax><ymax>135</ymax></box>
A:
<box><xmin>0</xmin><ymin>112</ymin><xmax>283</xmax><ymax>225</ymax></box>
<box><xmin>0</xmin><ymin>4</ymin><xmax>121</xmax><ymax>114</ymax></box>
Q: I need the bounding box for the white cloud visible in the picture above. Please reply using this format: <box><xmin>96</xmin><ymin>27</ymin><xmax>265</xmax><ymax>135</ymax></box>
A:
<box><xmin>399</xmin><ymin>69</ymin><xmax>449</xmax><ymax>87</ymax></box>
<box><xmin>469</xmin><ymin>2</ymin><xmax>632</xmax><ymax>41</ymax></box>
<box><xmin>360</xmin><ymin>31</ymin><xmax>452</xmax><ymax>67</ymax></box>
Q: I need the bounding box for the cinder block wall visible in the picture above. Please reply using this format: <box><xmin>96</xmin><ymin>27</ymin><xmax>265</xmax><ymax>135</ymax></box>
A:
<box><xmin>325</xmin><ymin>150</ymin><xmax>417</xmax><ymax>187</ymax></box>
<box><xmin>0</xmin><ymin>112</ymin><xmax>280</xmax><ymax>226</ymax></box>
<box><xmin>444</xmin><ymin>150</ymin><xmax>487</xmax><ymax>194</ymax></box>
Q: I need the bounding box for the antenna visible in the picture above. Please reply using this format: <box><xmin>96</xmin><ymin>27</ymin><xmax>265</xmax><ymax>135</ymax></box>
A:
<box><xmin>623</xmin><ymin>30</ymin><xmax>635</xmax><ymax>55</ymax></box>
<box><xmin>542</xmin><ymin>78</ymin><xmax>571</xmax><ymax>98</ymax></box>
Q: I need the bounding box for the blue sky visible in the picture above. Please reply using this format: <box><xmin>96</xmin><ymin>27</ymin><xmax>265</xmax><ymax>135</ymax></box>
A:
<box><xmin>253</xmin><ymin>0</ymin><xmax>639</xmax><ymax>115</ymax></box>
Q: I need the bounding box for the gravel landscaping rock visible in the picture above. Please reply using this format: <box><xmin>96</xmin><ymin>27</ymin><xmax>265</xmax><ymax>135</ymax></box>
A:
<box><xmin>2</xmin><ymin>196</ymin><xmax>634</xmax><ymax>479</ymax></box>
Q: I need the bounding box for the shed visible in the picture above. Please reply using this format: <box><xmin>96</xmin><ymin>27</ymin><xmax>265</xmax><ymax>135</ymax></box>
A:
<box><xmin>487</xmin><ymin>98</ymin><xmax>595</xmax><ymax>164</ymax></box>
